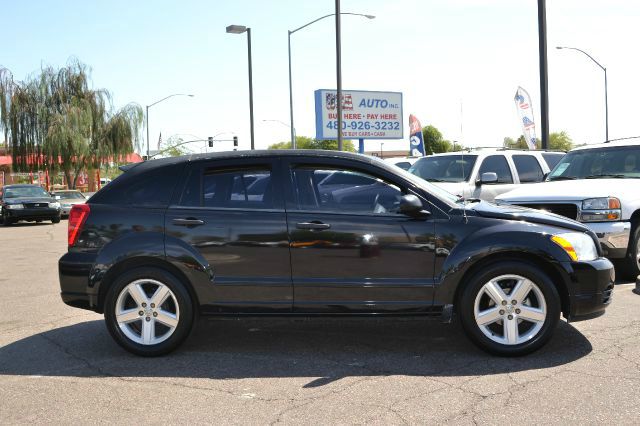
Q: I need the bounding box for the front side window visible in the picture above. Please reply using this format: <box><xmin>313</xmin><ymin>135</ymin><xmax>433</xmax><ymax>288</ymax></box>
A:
<box><xmin>513</xmin><ymin>155</ymin><xmax>544</xmax><ymax>183</ymax></box>
<box><xmin>293</xmin><ymin>167</ymin><xmax>403</xmax><ymax>215</ymax></box>
<box><xmin>180</xmin><ymin>167</ymin><xmax>274</xmax><ymax>209</ymax></box>
<box><xmin>478</xmin><ymin>155</ymin><xmax>513</xmax><ymax>184</ymax></box>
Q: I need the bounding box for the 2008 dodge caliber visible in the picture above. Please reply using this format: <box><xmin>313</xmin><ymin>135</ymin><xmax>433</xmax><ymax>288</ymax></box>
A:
<box><xmin>59</xmin><ymin>150</ymin><xmax>614</xmax><ymax>356</ymax></box>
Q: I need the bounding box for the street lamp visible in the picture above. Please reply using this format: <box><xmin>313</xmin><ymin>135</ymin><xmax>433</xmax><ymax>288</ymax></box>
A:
<box><xmin>288</xmin><ymin>12</ymin><xmax>374</xmax><ymax>149</ymax></box>
<box><xmin>146</xmin><ymin>93</ymin><xmax>194</xmax><ymax>160</ymax></box>
<box><xmin>556</xmin><ymin>46</ymin><xmax>609</xmax><ymax>142</ymax></box>
<box><xmin>226</xmin><ymin>24</ymin><xmax>255</xmax><ymax>150</ymax></box>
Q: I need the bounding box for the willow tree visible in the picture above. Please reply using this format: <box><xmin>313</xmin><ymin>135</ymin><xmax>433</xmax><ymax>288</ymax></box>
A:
<box><xmin>0</xmin><ymin>59</ymin><xmax>143</xmax><ymax>188</ymax></box>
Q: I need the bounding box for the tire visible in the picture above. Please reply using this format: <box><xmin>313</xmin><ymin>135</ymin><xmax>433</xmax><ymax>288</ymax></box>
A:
<box><xmin>2</xmin><ymin>212</ymin><xmax>13</xmax><ymax>226</ymax></box>
<box><xmin>104</xmin><ymin>267</ymin><xmax>194</xmax><ymax>356</ymax></box>
<box><xmin>459</xmin><ymin>261</ymin><xmax>561</xmax><ymax>357</ymax></box>
<box><xmin>619</xmin><ymin>226</ymin><xmax>640</xmax><ymax>281</ymax></box>
<box><xmin>51</xmin><ymin>216</ymin><xmax>61</xmax><ymax>224</ymax></box>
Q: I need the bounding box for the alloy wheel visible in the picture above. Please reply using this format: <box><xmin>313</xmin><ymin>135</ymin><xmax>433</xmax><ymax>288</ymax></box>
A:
<box><xmin>474</xmin><ymin>274</ymin><xmax>547</xmax><ymax>345</ymax></box>
<box><xmin>115</xmin><ymin>279</ymin><xmax>180</xmax><ymax>345</ymax></box>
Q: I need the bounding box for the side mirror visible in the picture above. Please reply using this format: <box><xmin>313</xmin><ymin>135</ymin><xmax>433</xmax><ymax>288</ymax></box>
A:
<box><xmin>399</xmin><ymin>194</ymin><xmax>430</xmax><ymax>217</ymax></box>
<box><xmin>477</xmin><ymin>172</ymin><xmax>498</xmax><ymax>186</ymax></box>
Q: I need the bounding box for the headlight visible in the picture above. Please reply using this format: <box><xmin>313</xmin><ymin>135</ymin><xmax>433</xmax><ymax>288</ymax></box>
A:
<box><xmin>551</xmin><ymin>232</ymin><xmax>598</xmax><ymax>262</ymax></box>
<box><xmin>7</xmin><ymin>204</ymin><xmax>24</xmax><ymax>210</ymax></box>
<box><xmin>580</xmin><ymin>197</ymin><xmax>621</xmax><ymax>222</ymax></box>
<box><xmin>49</xmin><ymin>202</ymin><xmax>61</xmax><ymax>208</ymax></box>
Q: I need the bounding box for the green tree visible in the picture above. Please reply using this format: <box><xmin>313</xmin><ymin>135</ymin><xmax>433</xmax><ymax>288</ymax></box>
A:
<box><xmin>0</xmin><ymin>59</ymin><xmax>143</xmax><ymax>188</ymax></box>
<box><xmin>268</xmin><ymin>136</ymin><xmax>356</xmax><ymax>152</ymax></box>
<box><xmin>503</xmin><ymin>131</ymin><xmax>573</xmax><ymax>151</ymax></box>
<box><xmin>422</xmin><ymin>125</ymin><xmax>454</xmax><ymax>154</ymax></box>
<box><xmin>156</xmin><ymin>135</ymin><xmax>190</xmax><ymax>157</ymax></box>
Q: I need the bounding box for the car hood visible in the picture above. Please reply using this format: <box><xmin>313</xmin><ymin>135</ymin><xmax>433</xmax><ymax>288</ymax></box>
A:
<box><xmin>3</xmin><ymin>197</ymin><xmax>54</xmax><ymax>205</ymax></box>
<box><xmin>470</xmin><ymin>201</ymin><xmax>588</xmax><ymax>232</ymax></box>
<box><xmin>495</xmin><ymin>179</ymin><xmax>628</xmax><ymax>202</ymax></box>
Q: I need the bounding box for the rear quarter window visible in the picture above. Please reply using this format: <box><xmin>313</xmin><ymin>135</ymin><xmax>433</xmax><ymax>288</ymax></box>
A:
<box><xmin>91</xmin><ymin>164</ymin><xmax>184</xmax><ymax>207</ymax></box>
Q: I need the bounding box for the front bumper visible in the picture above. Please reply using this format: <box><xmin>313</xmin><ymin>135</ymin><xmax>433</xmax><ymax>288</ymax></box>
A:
<box><xmin>5</xmin><ymin>207</ymin><xmax>61</xmax><ymax>221</ymax></box>
<box><xmin>562</xmin><ymin>257</ymin><xmax>615</xmax><ymax>321</ymax></box>
<box><xmin>586</xmin><ymin>221</ymin><xmax>631</xmax><ymax>259</ymax></box>
<box><xmin>59</xmin><ymin>251</ymin><xmax>100</xmax><ymax>311</ymax></box>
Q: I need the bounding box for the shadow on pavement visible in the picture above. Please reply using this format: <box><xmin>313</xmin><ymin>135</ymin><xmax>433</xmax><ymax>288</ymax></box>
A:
<box><xmin>0</xmin><ymin>317</ymin><xmax>592</xmax><ymax>386</ymax></box>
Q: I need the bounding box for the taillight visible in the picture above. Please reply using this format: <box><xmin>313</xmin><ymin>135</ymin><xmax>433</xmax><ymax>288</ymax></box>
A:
<box><xmin>68</xmin><ymin>204</ymin><xmax>90</xmax><ymax>247</ymax></box>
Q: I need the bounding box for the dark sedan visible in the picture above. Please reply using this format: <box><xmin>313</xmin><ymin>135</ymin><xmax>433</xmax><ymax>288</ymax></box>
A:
<box><xmin>58</xmin><ymin>151</ymin><xmax>614</xmax><ymax>357</ymax></box>
<box><xmin>1</xmin><ymin>184</ymin><xmax>61</xmax><ymax>225</ymax></box>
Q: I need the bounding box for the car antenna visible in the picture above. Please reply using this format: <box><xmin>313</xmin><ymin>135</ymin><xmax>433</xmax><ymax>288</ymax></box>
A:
<box><xmin>460</xmin><ymin>99</ymin><xmax>468</xmax><ymax>223</ymax></box>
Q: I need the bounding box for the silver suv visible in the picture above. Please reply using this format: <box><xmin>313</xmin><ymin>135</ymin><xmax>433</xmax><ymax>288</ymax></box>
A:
<box><xmin>408</xmin><ymin>148</ymin><xmax>564</xmax><ymax>202</ymax></box>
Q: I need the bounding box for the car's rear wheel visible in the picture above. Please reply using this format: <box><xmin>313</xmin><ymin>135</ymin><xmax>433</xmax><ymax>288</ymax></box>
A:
<box><xmin>459</xmin><ymin>261</ymin><xmax>560</xmax><ymax>356</ymax></box>
<box><xmin>104</xmin><ymin>267</ymin><xmax>194</xmax><ymax>356</ymax></box>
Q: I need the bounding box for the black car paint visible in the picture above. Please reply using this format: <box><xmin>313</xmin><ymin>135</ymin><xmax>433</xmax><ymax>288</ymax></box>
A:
<box><xmin>59</xmin><ymin>151</ymin><xmax>613</xmax><ymax>321</ymax></box>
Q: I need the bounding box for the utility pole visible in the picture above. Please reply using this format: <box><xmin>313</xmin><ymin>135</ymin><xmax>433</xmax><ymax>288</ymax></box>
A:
<box><xmin>538</xmin><ymin>0</ymin><xmax>549</xmax><ymax>149</ymax></box>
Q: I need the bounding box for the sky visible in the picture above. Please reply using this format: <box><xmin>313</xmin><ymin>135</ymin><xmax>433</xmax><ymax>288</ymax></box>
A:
<box><xmin>2</xmin><ymin>0</ymin><xmax>639</xmax><ymax>154</ymax></box>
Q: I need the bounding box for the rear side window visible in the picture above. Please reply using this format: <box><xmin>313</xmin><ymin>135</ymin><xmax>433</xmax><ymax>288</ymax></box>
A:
<box><xmin>513</xmin><ymin>155</ymin><xmax>544</xmax><ymax>183</ymax></box>
<box><xmin>93</xmin><ymin>165</ymin><xmax>182</xmax><ymax>207</ymax></box>
<box><xmin>179</xmin><ymin>167</ymin><xmax>274</xmax><ymax>210</ymax></box>
<box><xmin>478</xmin><ymin>155</ymin><xmax>513</xmax><ymax>184</ymax></box>
<box><xmin>542</xmin><ymin>153</ymin><xmax>564</xmax><ymax>170</ymax></box>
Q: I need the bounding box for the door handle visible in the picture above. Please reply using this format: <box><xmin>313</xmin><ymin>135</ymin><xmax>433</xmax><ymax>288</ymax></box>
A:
<box><xmin>296</xmin><ymin>221</ymin><xmax>330</xmax><ymax>230</ymax></box>
<box><xmin>172</xmin><ymin>218</ymin><xmax>205</xmax><ymax>227</ymax></box>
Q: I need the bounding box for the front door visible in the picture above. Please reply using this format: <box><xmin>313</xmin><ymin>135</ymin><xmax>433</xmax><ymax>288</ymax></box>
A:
<box><xmin>283</xmin><ymin>158</ymin><xmax>437</xmax><ymax>313</ymax></box>
<box><xmin>165</xmin><ymin>158</ymin><xmax>292</xmax><ymax>313</ymax></box>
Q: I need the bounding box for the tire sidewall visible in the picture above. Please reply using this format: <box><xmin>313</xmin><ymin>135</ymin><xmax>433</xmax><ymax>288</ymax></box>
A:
<box><xmin>624</xmin><ymin>225</ymin><xmax>640</xmax><ymax>279</ymax></box>
<box><xmin>459</xmin><ymin>261</ymin><xmax>561</xmax><ymax>357</ymax></box>
<box><xmin>104</xmin><ymin>267</ymin><xmax>194</xmax><ymax>356</ymax></box>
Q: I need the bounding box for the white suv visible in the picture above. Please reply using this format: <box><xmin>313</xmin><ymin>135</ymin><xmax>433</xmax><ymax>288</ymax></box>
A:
<box><xmin>408</xmin><ymin>148</ymin><xmax>564</xmax><ymax>202</ymax></box>
<box><xmin>496</xmin><ymin>141</ymin><xmax>640</xmax><ymax>279</ymax></box>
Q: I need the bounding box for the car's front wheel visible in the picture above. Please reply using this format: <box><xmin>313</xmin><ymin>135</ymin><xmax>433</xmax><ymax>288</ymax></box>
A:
<box><xmin>104</xmin><ymin>267</ymin><xmax>194</xmax><ymax>356</ymax></box>
<box><xmin>459</xmin><ymin>261</ymin><xmax>560</xmax><ymax>356</ymax></box>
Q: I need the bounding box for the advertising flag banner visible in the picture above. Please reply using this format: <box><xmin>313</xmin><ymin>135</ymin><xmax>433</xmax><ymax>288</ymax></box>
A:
<box><xmin>514</xmin><ymin>86</ymin><xmax>537</xmax><ymax>150</ymax></box>
<box><xmin>408</xmin><ymin>114</ymin><xmax>426</xmax><ymax>156</ymax></box>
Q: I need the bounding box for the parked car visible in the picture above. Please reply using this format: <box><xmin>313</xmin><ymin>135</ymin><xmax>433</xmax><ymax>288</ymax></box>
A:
<box><xmin>408</xmin><ymin>149</ymin><xmax>565</xmax><ymax>202</ymax></box>
<box><xmin>59</xmin><ymin>150</ymin><xmax>613</xmax><ymax>357</ymax></box>
<box><xmin>51</xmin><ymin>190</ymin><xmax>87</xmax><ymax>217</ymax></box>
<box><xmin>0</xmin><ymin>184</ymin><xmax>61</xmax><ymax>225</ymax></box>
<box><xmin>496</xmin><ymin>140</ymin><xmax>640</xmax><ymax>279</ymax></box>
<box><xmin>383</xmin><ymin>156</ymin><xmax>420</xmax><ymax>171</ymax></box>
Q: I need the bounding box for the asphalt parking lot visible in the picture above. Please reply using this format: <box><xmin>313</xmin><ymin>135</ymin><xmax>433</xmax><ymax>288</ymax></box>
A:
<box><xmin>1</xmin><ymin>223</ymin><xmax>639</xmax><ymax>424</ymax></box>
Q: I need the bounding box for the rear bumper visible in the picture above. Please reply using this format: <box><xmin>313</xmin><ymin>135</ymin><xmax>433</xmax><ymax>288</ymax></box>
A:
<box><xmin>59</xmin><ymin>251</ymin><xmax>100</xmax><ymax>312</ymax></box>
<box><xmin>563</xmin><ymin>257</ymin><xmax>615</xmax><ymax>321</ymax></box>
<box><xmin>588</xmin><ymin>221</ymin><xmax>631</xmax><ymax>259</ymax></box>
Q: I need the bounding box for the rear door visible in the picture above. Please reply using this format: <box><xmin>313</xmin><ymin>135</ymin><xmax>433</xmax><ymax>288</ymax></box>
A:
<box><xmin>165</xmin><ymin>157</ymin><xmax>292</xmax><ymax>313</ymax></box>
<box><xmin>283</xmin><ymin>157</ymin><xmax>437</xmax><ymax>313</ymax></box>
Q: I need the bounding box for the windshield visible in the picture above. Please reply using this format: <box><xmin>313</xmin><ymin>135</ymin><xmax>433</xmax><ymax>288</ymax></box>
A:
<box><xmin>4</xmin><ymin>186</ymin><xmax>50</xmax><ymax>199</ymax></box>
<box><xmin>408</xmin><ymin>155</ymin><xmax>478</xmax><ymax>183</ymax></box>
<box><xmin>54</xmin><ymin>191</ymin><xmax>85</xmax><ymax>200</ymax></box>
<box><xmin>548</xmin><ymin>146</ymin><xmax>640</xmax><ymax>180</ymax></box>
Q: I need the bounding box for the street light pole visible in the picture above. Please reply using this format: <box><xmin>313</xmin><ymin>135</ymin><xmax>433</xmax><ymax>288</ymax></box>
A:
<box><xmin>226</xmin><ymin>25</ymin><xmax>255</xmax><ymax>150</ymax></box>
<box><xmin>556</xmin><ymin>46</ymin><xmax>609</xmax><ymax>142</ymax></box>
<box><xmin>335</xmin><ymin>0</ymin><xmax>343</xmax><ymax>151</ymax></box>
<box><xmin>145</xmin><ymin>93</ymin><xmax>194</xmax><ymax>160</ymax></box>
<box><xmin>288</xmin><ymin>13</ymin><xmax>374</xmax><ymax>151</ymax></box>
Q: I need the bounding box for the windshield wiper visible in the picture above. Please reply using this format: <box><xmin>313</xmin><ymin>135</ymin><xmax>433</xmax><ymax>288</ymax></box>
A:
<box><xmin>584</xmin><ymin>174</ymin><xmax>626</xmax><ymax>179</ymax></box>
<box><xmin>426</xmin><ymin>178</ymin><xmax>447</xmax><ymax>182</ymax></box>
<box><xmin>457</xmin><ymin>196</ymin><xmax>481</xmax><ymax>203</ymax></box>
<box><xmin>548</xmin><ymin>176</ymin><xmax>577</xmax><ymax>181</ymax></box>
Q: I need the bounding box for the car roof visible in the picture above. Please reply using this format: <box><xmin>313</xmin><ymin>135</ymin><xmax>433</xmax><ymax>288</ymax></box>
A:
<box><xmin>570</xmin><ymin>139</ymin><xmax>640</xmax><ymax>152</ymax></box>
<box><xmin>427</xmin><ymin>148</ymin><xmax>561</xmax><ymax>158</ymax></box>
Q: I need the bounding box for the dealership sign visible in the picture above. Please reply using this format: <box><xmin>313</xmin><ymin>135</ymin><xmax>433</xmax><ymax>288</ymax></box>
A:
<box><xmin>314</xmin><ymin>89</ymin><xmax>403</xmax><ymax>140</ymax></box>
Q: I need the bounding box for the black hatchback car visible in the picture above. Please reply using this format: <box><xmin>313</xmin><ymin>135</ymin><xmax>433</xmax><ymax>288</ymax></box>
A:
<box><xmin>1</xmin><ymin>184</ymin><xmax>61</xmax><ymax>225</ymax></box>
<box><xmin>59</xmin><ymin>151</ymin><xmax>614</xmax><ymax>356</ymax></box>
